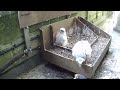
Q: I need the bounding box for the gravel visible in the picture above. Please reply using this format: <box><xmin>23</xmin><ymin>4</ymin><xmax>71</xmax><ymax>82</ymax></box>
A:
<box><xmin>66</xmin><ymin>26</ymin><xmax>98</xmax><ymax>49</ymax></box>
<box><xmin>18</xmin><ymin>62</ymin><xmax>74</xmax><ymax>79</ymax></box>
<box><xmin>90</xmin><ymin>37</ymin><xmax>110</xmax><ymax>64</ymax></box>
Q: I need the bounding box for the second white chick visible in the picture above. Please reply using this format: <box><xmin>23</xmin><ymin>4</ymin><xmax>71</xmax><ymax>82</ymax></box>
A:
<box><xmin>72</xmin><ymin>40</ymin><xmax>92</xmax><ymax>64</ymax></box>
<box><xmin>55</xmin><ymin>28</ymin><xmax>68</xmax><ymax>47</ymax></box>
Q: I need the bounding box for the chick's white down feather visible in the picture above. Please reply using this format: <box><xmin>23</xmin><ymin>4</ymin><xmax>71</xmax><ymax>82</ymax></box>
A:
<box><xmin>72</xmin><ymin>40</ymin><xmax>92</xmax><ymax>63</ymax></box>
<box><xmin>74</xmin><ymin>74</ymin><xmax>87</xmax><ymax>79</ymax></box>
<box><xmin>55</xmin><ymin>28</ymin><xmax>68</xmax><ymax>47</ymax></box>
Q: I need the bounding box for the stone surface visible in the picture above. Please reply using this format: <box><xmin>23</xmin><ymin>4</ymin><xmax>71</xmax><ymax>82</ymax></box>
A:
<box><xmin>17</xmin><ymin>62</ymin><xmax>74</xmax><ymax>79</ymax></box>
<box><xmin>113</xmin><ymin>12</ymin><xmax>120</xmax><ymax>32</ymax></box>
<box><xmin>92</xmin><ymin>11</ymin><xmax>120</xmax><ymax>79</ymax></box>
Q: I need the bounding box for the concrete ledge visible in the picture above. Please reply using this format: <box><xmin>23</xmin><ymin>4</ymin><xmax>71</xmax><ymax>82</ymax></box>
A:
<box><xmin>0</xmin><ymin>54</ymin><xmax>42</xmax><ymax>79</ymax></box>
<box><xmin>113</xmin><ymin>27</ymin><xmax>120</xmax><ymax>33</ymax></box>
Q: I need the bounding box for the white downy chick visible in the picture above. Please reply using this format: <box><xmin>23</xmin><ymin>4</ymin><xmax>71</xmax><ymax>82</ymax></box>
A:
<box><xmin>72</xmin><ymin>40</ymin><xmax>92</xmax><ymax>64</ymax></box>
<box><xmin>74</xmin><ymin>74</ymin><xmax>87</xmax><ymax>79</ymax></box>
<box><xmin>55</xmin><ymin>28</ymin><xmax>68</xmax><ymax>47</ymax></box>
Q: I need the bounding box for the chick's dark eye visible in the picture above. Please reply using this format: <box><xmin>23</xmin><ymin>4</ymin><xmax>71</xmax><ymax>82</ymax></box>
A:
<box><xmin>61</xmin><ymin>30</ymin><xmax>64</xmax><ymax>32</ymax></box>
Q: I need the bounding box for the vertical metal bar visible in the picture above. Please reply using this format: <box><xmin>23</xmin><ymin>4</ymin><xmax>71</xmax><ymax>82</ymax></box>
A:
<box><xmin>96</xmin><ymin>11</ymin><xmax>98</xmax><ymax>19</ymax></box>
<box><xmin>85</xmin><ymin>11</ymin><xmax>88</xmax><ymax>20</ymax></box>
<box><xmin>102</xmin><ymin>11</ymin><xmax>104</xmax><ymax>16</ymax></box>
<box><xmin>23</xmin><ymin>27</ymin><xmax>31</xmax><ymax>56</ymax></box>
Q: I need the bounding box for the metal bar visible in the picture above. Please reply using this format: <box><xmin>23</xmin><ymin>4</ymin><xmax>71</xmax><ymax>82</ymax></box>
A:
<box><xmin>96</xmin><ymin>11</ymin><xmax>98</xmax><ymax>19</ymax></box>
<box><xmin>86</xmin><ymin>11</ymin><xmax>88</xmax><ymax>20</ymax></box>
<box><xmin>23</xmin><ymin>27</ymin><xmax>31</xmax><ymax>56</ymax></box>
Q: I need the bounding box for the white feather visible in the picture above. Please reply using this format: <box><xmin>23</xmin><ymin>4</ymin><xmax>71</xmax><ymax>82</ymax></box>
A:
<box><xmin>76</xmin><ymin>57</ymin><xmax>85</xmax><ymax>63</ymax></box>
<box><xmin>72</xmin><ymin>40</ymin><xmax>92</xmax><ymax>64</ymax></box>
<box><xmin>55</xmin><ymin>28</ymin><xmax>68</xmax><ymax>47</ymax></box>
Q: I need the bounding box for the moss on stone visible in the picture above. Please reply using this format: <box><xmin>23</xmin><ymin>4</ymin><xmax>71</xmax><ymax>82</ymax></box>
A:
<box><xmin>0</xmin><ymin>51</ymin><xmax>13</xmax><ymax>67</ymax></box>
<box><xmin>0</xmin><ymin>12</ymin><xmax>22</xmax><ymax>45</ymax></box>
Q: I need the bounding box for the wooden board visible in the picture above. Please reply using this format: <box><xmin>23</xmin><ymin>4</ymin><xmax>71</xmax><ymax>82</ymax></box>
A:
<box><xmin>18</xmin><ymin>11</ymin><xmax>78</xmax><ymax>28</ymax></box>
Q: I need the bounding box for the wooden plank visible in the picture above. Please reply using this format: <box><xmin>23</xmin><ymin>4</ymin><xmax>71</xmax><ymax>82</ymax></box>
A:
<box><xmin>42</xmin><ymin>50</ymin><xmax>91</xmax><ymax>78</ymax></box>
<box><xmin>18</xmin><ymin>11</ymin><xmax>78</xmax><ymax>28</ymax></box>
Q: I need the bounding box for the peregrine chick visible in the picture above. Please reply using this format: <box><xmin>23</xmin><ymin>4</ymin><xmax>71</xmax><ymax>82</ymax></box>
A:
<box><xmin>74</xmin><ymin>74</ymin><xmax>87</xmax><ymax>79</ymax></box>
<box><xmin>55</xmin><ymin>28</ymin><xmax>68</xmax><ymax>47</ymax></box>
<box><xmin>72</xmin><ymin>40</ymin><xmax>92</xmax><ymax>61</ymax></box>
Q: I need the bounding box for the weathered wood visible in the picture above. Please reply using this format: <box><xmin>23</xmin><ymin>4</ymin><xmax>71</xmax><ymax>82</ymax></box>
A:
<box><xmin>18</xmin><ymin>11</ymin><xmax>78</xmax><ymax>28</ymax></box>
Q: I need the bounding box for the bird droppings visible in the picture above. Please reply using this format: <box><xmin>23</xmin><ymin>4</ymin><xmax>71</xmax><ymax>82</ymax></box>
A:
<box><xmin>91</xmin><ymin>37</ymin><xmax>110</xmax><ymax>64</ymax></box>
